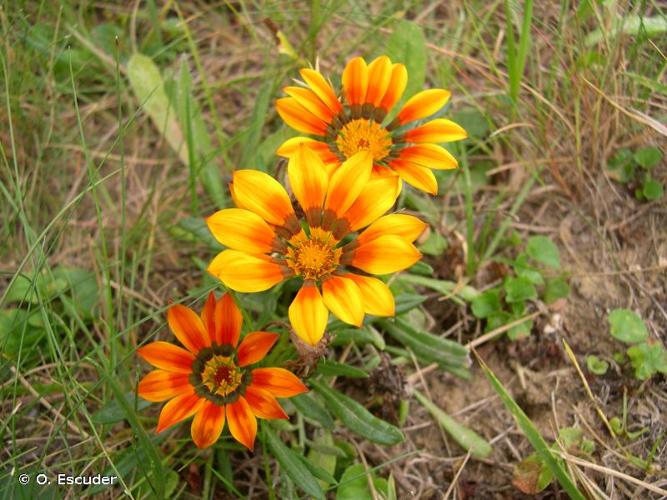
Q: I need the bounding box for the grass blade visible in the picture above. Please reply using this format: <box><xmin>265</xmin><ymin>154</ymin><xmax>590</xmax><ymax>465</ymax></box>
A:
<box><xmin>476</xmin><ymin>353</ymin><xmax>585</xmax><ymax>499</ymax></box>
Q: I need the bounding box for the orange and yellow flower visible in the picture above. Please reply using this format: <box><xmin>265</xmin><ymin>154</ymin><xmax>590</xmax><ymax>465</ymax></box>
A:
<box><xmin>137</xmin><ymin>292</ymin><xmax>307</xmax><ymax>450</ymax></box>
<box><xmin>275</xmin><ymin>56</ymin><xmax>467</xmax><ymax>195</ymax></box>
<box><xmin>206</xmin><ymin>147</ymin><xmax>425</xmax><ymax>346</ymax></box>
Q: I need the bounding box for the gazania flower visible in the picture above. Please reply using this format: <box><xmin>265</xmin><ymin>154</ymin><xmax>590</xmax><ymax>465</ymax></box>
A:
<box><xmin>206</xmin><ymin>147</ymin><xmax>425</xmax><ymax>346</ymax></box>
<box><xmin>137</xmin><ymin>292</ymin><xmax>307</xmax><ymax>450</ymax></box>
<box><xmin>275</xmin><ymin>55</ymin><xmax>467</xmax><ymax>195</ymax></box>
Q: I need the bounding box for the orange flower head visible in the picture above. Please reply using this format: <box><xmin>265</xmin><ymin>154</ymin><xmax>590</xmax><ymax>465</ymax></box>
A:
<box><xmin>275</xmin><ymin>55</ymin><xmax>467</xmax><ymax>195</ymax></box>
<box><xmin>136</xmin><ymin>292</ymin><xmax>308</xmax><ymax>450</ymax></box>
<box><xmin>206</xmin><ymin>147</ymin><xmax>426</xmax><ymax>346</ymax></box>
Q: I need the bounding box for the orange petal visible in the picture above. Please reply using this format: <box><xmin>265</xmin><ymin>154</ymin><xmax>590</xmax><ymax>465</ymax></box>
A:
<box><xmin>206</xmin><ymin>208</ymin><xmax>278</xmax><ymax>254</ymax></box>
<box><xmin>342</xmin><ymin>57</ymin><xmax>368</xmax><ymax>105</ymax></box>
<box><xmin>365</xmin><ymin>56</ymin><xmax>392</xmax><ymax>106</ymax></box>
<box><xmin>288</xmin><ymin>284</ymin><xmax>328</xmax><ymax>346</ymax></box>
<box><xmin>322</xmin><ymin>276</ymin><xmax>364</xmax><ymax>326</ymax></box>
<box><xmin>226</xmin><ymin>396</ymin><xmax>257</xmax><ymax>450</ymax></box>
<box><xmin>208</xmin><ymin>250</ymin><xmax>286</xmax><ymax>293</ymax></box>
<box><xmin>276</xmin><ymin>97</ymin><xmax>329</xmax><ymax>135</ymax></box>
<box><xmin>215</xmin><ymin>293</ymin><xmax>243</xmax><ymax>347</ymax></box>
<box><xmin>324</xmin><ymin>150</ymin><xmax>373</xmax><ymax>217</ymax></box>
<box><xmin>167</xmin><ymin>304</ymin><xmax>211</xmax><ymax>353</ymax></box>
<box><xmin>404</xmin><ymin>118</ymin><xmax>468</xmax><ymax>143</ymax></box>
<box><xmin>138</xmin><ymin>370</ymin><xmax>193</xmax><ymax>402</ymax></box>
<box><xmin>300</xmin><ymin>68</ymin><xmax>343</xmax><ymax>114</ymax></box>
<box><xmin>288</xmin><ymin>145</ymin><xmax>328</xmax><ymax>217</ymax></box>
<box><xmin>343</xmin><ymin>273</ymin><xmax>395</xmax><ymax>317</ymax></box>
<box><xmin>201</xmin><ymin>292</ymin><xmax>217</xmax><ymax>339</ymax></box>
<box><xmin>351</xmin><ymin>235</ymin><xmax>421</xmax><ymax>274</ymax></box>
<box><xmin>191</xmin><ymin>401</ymin><xmax>226</xmax><ymax>449</ymax></box>
<box><xmin>237</xmin><ymin>331</ymin><xmax>280</xmax><ymax>367</ymax></box>
<box><xmin>396</xmin><ymin>89</ymin><xmax>451</xmax><ymax>124</ymax></box>
<box><xmin>277</xmin><ymin>137</ymin><xmax>341</xmax><ymax>168</ymax></box>
<box><xmin>379</xmin><ymin>63</ymin><xmax>408</xmax><ymax>111</ymax></box>
<box><xmin>231</xmin><ymin>170</ymin><xmax>295</xmax><ymax>226</ymax></box>
<box><xmin>389</xmin><ymin>159</ymin><xmax>438</xmax><ymax>194</ymax></box>
<box><xmin>342</xmin><ymin>174</ymin><xmax>402</xmax><ymax>231</ymax></box>
<box><xmin>397</xmin><ymin>143</ymin><xmax>458</xmax><ymax>170</ymax></box>
<box><xmin>137</xmin><ymin>341</ymin><xmax>195</xmax><ymax>373</ymax></box>
<box><xmin>251</xmin><ymin>367</ymin><xmax>308</xmax><ymax>398</ymax></box>
<box><xmin>156</xmin><ymin>392</ymin><xmax>204</xmax><ymax>433</ymax></box>
<box><xmin>357</xmin><ymin>213</ymin><xmax>427</xmax><ymax>245</ymax></box>
<box><xmin>244</xmin><ymin>384</ymin><xmax>288</xmax><ymax>420</ymax></box>
<box><xmin>284</xmin><ymin>86</ymin><xmax>335</xmax><ymax>123</ymax></box>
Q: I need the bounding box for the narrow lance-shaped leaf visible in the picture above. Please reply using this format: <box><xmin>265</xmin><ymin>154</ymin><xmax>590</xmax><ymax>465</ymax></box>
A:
<box><xmin>311</xmin><ymin>379</ymin><xmax>404</xmax><ymax>446</ymax></box>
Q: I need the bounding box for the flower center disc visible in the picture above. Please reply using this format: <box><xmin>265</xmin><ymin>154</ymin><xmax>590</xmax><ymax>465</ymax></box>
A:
<box><xmin>335</xmin><ymin>119</ymin><xmax>392</xmax><ymax>161</ymax></box>
<box><xmin>201</xmin><ymin>355</ymin><xmax>242</xmax><ymax>396</ymax></box>
<box><xmin>286</xmin><ymin>228</ymin><xmax>341</xmax><ymax>281</ymax></box>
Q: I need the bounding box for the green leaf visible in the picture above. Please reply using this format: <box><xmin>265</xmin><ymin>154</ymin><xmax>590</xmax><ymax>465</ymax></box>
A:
<box><xmin>513</xmin><ymin>453</ymin><xmax>553</xmax><ymax>494</ymax></box>
<box><xmin>316</xmin><ymin>360</ymin><xmax>368</xmax><ymax>379</ymax></box>
<box><xmin>92</xmin><ymin>392</ymin><xmax>151</xmax><ymax>424</ymax></box>
<box><xmin>171</xmin><ymin>216</ymin><xmax>222</xmax><ymax>250</ymax></box>
<box><xmin>642</xmin><ymin>178</ymin><xmax>663</xmax><ymax>201</ymax></box>
<box><xmin>634</xmin><ymin>146</ymin><xmax>662</xmax><ymax>169</ymax></box>
<box><xmin>386</xmin><ymin>20</ymin><xmax>426</xmax><ymax>101</ymax></box>
<box><xmin>471</xmin><ymin>289</ymin><xmax>502</xmax><ymax>319</ymax></box>
<box><xmin>378</xmin><ymin>318</ymin><xmax>470</xmax><ymax>379</ymax></box>
<box><xmin>627</xmin><ymin>341</ymin><xmax>667</xmax><ymax>380</ymax></box>
<box><xmin>336</xmin><ymin>464</ymin><xmax>388</xmax><ymax>500</ymax></box>
<box><xmin>544</xmin><ymin>277</ymin><xmax>570</xmax><ymax>304</ymax></box>
<box><xmin>526</xmin><ymin>236</ymin><xmax>560</xmax><ymax>268</ymax></box>
<box><xmin>419</xmin><ymin>231</ymin><xmax>447</xmax><ymax>256</ymax></box>
<box><xmin>307</xmin><ymin>431</ymin><xmax>337</xmax><ymax>490</ymax></box>
<box><xmin>452</xmin><ymin>108</ymin><xmax>489</xmax><ymax>139</ymax></box>
<box><xmin>265</xmin><ymin>427</ymin><xmax>324</xmax><ymax>499</ymax></box>
<box><xmin>291</xmin><ymin>393</ymin><xmax>334</xmax><ymax>430</ymax></box>
<box><xmin>239</xmin><ymin>79</ymin><xmax>273</xmax><ymax>167</ymax></box>
<box><xmin>586</xmin><ymin>15</ymin><xmax>667</xmax><ymax>46</ymax></box>
<box><xmin>331</xmin><ymin>327</ymin><xmax>385</xmax><ymax>349</ymax></box>
<box><xmin>507</xmin><ymin>317</ymin><xmax>533</xmax><ymax>340</ymax></box>
<box><xmin>127</xmin><ymin>54</ymin><xmax>187</xmax><ymax>165</ymax></box>
<box><xmin>608</xmin><ymin>309</ymin><xmax>648</xmax><ymax>344</ymax></box>
<box><xmin>295</xmin><ymin>454</ymin><xmax>336</xmax><ymax>486</ymax></box>
<box><xmin>504</xmin><ymin>277</ymin><xmax>537</xmax><ymax>303</ymax></box>
<box><xmin>513</xmin><ymin>253</ymin><xmax>544</xmax><ymax>285</ymax></box>
<box><xmin>398</xmin><ymin>274</ymin><xmax>479</xmax><ymax>303</ymax></box>
<box><xmin>585</xmin><ymin>355</ymin><xmax>609</xmax><ymax>376</ymax></box>
<box><xmin>407</xmin><ymin>261</ymin><xmax>435</xmax><ymax>276</ymax></box>
<box><xmin>311</xmin><ymin>380</ymin><xmax>404</xmax><ymax>446</ymax></box>
<box><xmin>174</xmin><ymin>60</ymin><xmax>225</xmax><ymax>206</ymax></box>
<box><xmin>414</xmin><ymin>390</ymin><xmax>492</xmax><ymax>459</ymax></box>
<box><xmin>478</xmin><ymin>356</ymin><xmax>585</xmax><ymax>500</ymax></box>
<box><xmin>394</xmin><ymin>294</ymin><xmax>427</xmax><ymax>315</ymax></box>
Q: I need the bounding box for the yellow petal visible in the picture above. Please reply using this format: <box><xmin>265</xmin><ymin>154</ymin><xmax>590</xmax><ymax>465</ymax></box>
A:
<box><xmin>396</xmin><ymin>89</ymin><xmax>451</xmax><ymax>124</ymax></box>
<box><xmin>344</xmin><ymin>273</ymin><xmax>395</xmax><ymax>317</ymax></box>
<box><xmin>208</xmin><ymin>250</ymin><xmax>286</xmax><ymax>293</ymax></box>
<box><xmin>379</xmin><ymin>63</ymin><xmax>408</xmax><ymax>111</ymax></box>
<box><xmin>351</xmin><ymin>235</ymin><xmax>421</xmax><ymax>274</ymax></box>
<box><xmin>357</xmin><ymin>213</ymin><xmax>427</xmax><ymax>245</ymax></box>
<box><xmin>277</xmin><ymin>137</ymin><xmax>341</xmax><ymax>167</ymax></box>
<box><xmin>322</xmin><ymin>276</ymin><xmax>364</xmax><ymax>326</ymax></box>
<box><xmin>276</xmin><ymin>97</ymin><xmax>329</xmax><ymax>135</ymax></box>
<box><xmin>288</xmin><ymin>144</ymin><xmax>328</xmax><ymax>219</ymax></box>
<box><xmin>404</xmin><ymin>118</ymin><xmax>468</xmax><ymax>143</ymax></box>
<box><xmin>288</xmin><ymin>284</ymin><xmax>328</xmax><ymax>346</ymax></box>
<box><xmin>300</xmin><ymin>68</ymin><xmax>342</xmax><ymax>114</ymax></box>
<box><xmin>397</xmin><ymin>144</ymin><xmax>458</xmax><ymax>170</ymax></box>
<box><xmin>231</xmin><ymin>170</ymin><xmax>295</xmax><ymax>226</ymax></box>
<box><xmin>342</xmin><ymin>174</ymin><xmax>402</xmax><ymax>231</ymax></box>
<box><xmin>324</xmin><ymin>150</ymin><xmax>372</xmax><ymax>217</ymax></box>
<box><xmin>389</xmin><ymin>159</ymin><xmax>438</xmax><ymax>194</ymax></box>
<box><xmin>206</xmin><ymin>208</ymin><xmax>277</xmax><ymax>253</ymax></box>
<box><xmin>365</xmin><ymin>56</ymin><xmax>392</xmax><ymax>107</ymax></box>
<box><xmin>284</xmin><ymin>86</ymin><xmax>335</xmax><ymax>122</ymax></box>
<box><xmin>342</xmin><ymin>57</ymin><xmax>368</xmax><ymax>105</ymax></box>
